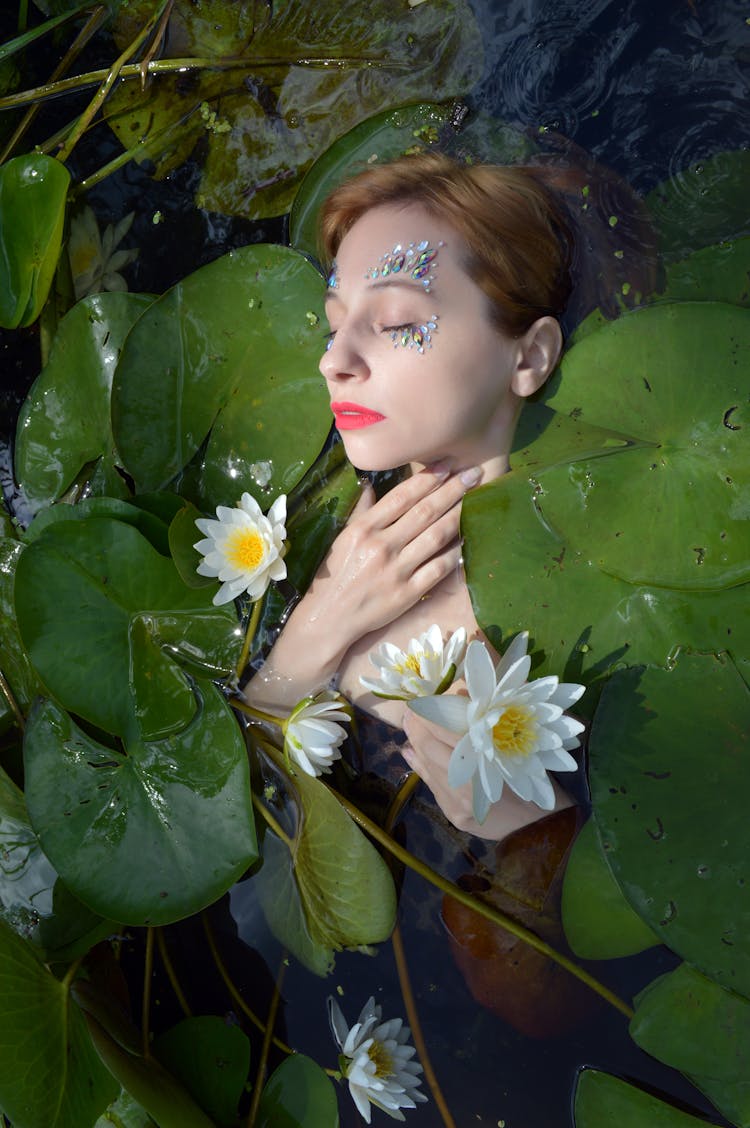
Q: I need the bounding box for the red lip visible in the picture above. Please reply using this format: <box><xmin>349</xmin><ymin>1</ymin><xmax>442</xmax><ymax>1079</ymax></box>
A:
<box><xmin>331</xmin><ymin>401</ymin><xmax>386</xmax><ymax>430</ymax></box>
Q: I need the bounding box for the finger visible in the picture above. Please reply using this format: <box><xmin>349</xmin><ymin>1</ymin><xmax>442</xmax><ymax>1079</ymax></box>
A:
<box><xmin>398</xmin><ymin>501</ymin><xmax>462</xmax><ymax>574</ymax></box>
<box><xmin>347</xmin><ymin>480</ymin><xmax>376</xmax><ymax>523</ymax></box>
<box><xmin>403</xmin><ymin>542</ymin><xmax>463</xmax><ymax>601</ymax></box>
<box><xmin>367</xmin><ymin>464</ymin><xmax>478</xmax><ymax>532</ymax></box>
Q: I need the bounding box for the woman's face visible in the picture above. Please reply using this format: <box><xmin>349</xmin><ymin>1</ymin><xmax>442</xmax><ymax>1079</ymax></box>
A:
<box><xmin>319</xmin><ymin>202</ymin><xmax>529</xmax><ymax>475</ymax></box>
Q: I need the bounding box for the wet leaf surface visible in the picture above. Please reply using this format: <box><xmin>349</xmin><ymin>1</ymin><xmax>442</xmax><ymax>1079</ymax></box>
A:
<box><xmin>256</xmin><ymin>1053</ymin><xmax>339</xmax><ymax>1128</ymax></box>
<box><xmin>14</xmin><ymin>293</ymin><xmax>154</xmax><ymax>516</ymax></box>
<box><xmin>154</xmin><ymin>1017</ymin><xmax>251</xmax><ymax>1126</ymax></box>
<box><xmin>589</xmin><ymin>653</ymin><xmax>750</xmax><ymax>999</ymax></box>
<box><xmin>574</xmin><ymin>1067</ymin><xmax>718</xmax><ymax>1127</ymax></box>
<box><xmin>24</xmin><ymin>689</ymin><xmax>256</xmax><ymax>926</ymax></box>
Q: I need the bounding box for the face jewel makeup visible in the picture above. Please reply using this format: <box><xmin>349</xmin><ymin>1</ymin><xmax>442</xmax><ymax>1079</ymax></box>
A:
<box><xmin>326</xmin><ymin>260</ymin><xmax>339</xmax><ymax>289</ymax></box>
<box><xmin>366</xmin><ymin>240</ymin><xmax>443</xmax><ymax>292</ymax></box>
<box><xmin>390</xmin><ymin>315</ymin><xmax>439</xmax><ymax>353</ymax></box>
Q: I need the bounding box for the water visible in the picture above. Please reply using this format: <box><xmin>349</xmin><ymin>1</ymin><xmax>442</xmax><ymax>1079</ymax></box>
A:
<box><xmin>1</xmin><ymin>0</ymin><xmax>748</xmax><ymax>1124</ymax></box>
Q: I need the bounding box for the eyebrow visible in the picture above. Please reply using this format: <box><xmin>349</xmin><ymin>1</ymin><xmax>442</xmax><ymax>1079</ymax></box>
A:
<box><xmin>324</xmin><ymin>279</ymin><xmax>434</xmax><ymax>301</ymax></box>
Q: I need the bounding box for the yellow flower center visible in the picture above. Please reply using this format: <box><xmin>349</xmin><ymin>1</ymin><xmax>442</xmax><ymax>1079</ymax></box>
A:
<box><xmin>367</xmin><ymin>1039</ymin><xmax>394</xmax><ymax>1079</ymax></box>
<box><xmin>492</xmin><ymin>704</ymin><xmax>537</xmax><ymax>758</ymax></box>
<box><xmin>396</xmin><ymin>653</ymin><xmax>424</xmax><ymax>676</ymax></box>
<box><xmin>225</xmin><ymin>528</ymin><xmax>266</xmax><ymax>571</ymax></box>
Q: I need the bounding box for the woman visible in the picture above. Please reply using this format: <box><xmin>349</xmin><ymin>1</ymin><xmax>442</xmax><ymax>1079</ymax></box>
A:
<box><xmin>244</xmin><ymin>150</ymin><xmax>591</xmax><ymax>842</ymax></box>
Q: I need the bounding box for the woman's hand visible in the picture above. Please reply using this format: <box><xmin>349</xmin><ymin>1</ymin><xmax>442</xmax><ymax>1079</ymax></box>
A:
<box><xmin>401</xmin><ymin>708</ymin><xmax>574</xmax><ymax>841</ymax></box>
<box><xmin>244</xmin><ymin>464</ymin><xmax>480</xmax><ymax>709</ymax></box>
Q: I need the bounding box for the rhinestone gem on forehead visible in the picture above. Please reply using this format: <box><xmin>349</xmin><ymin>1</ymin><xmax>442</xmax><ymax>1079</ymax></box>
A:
<box><xmin>367</xmin><ymin>239</ymin><xmax>444</xmax><ymax>293</ymax></box>
<box><xmin>390</xmin><ymin>315</ymin><xmax>439</xmax><ymax>354</ymax></box>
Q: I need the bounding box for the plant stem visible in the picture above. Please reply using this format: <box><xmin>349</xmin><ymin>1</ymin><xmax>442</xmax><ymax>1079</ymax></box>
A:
<box><xmin>0</xmin><ymin>54</ymin><xmax>394</xmax><ymax>111</ymax></box>
<box><xmin>246</xmin><ymin>955</ymin><xmax>287</xmax><ymax>1127</ymax></box>
<box><xmin>61</xmin><ymin>953</ymin><xmax>85</xmax><ymax>992</ymax></box>
<box><xmin>328</xmin><ymin>784</ymin><xmax>635</xmax><ymax>1020</ymax></box>
<box><xmin>155</xmin><ymin>929</ymin><xmax>192</xmax><ymax>1019</ymax></box>
<box><xmin>0</xmin><ymin>5</ymin><xmax>107</xmax><ymax>165</ymax></box>
<box><xmin>141</xmin><ymin>927</ymin><xmax>154</xmax><ymax>1058</ymax></box>
<box><xmin>0</xmin><ymin>670</ymin><xmax>25</xmax><ymax>733</ymax></box>
<box><xmin>200</xmin><ymin>912</ymin><xmax>294</xmax><ymax>1054</ymax></box>
<box><xmin>233</xmin><ymin>697</ymin><xmax>285</xmax><ymax>729</ymax></box>
<box><xmin>251</xmin><ymin>792</ymin><xmax>292</xmax><ymax>850</ymax></box>
<box><xmin>383</xmin><ymin>774</ymin><xmax>456</xmax><ymax>1127</ymax></box>
<box><xmin>235</xmin><ymin>598</ymin><xmax>264</xmax><ymax>682</ymax></box>
<box><xmin>56</xmin><ymin>0</ymin><xmax>172</xmax><ymax>164</ymax></box>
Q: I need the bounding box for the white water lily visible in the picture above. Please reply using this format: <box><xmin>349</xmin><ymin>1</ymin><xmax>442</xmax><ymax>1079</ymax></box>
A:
<box><xmin>194</xmin><ymin>492</ymin><xmax>287</xmax><ymax>605</ymax></box>
<box><xmin>409</xmin><ymin>633</ymin><xmax>585</xmax><ymax>822</ymax></box>
<box><xmin>284</xmin><ymin>691</ymin><xmax>350</xmax><ymax>776</ymax></box>
<box><xmin>359</xmin><ymin>624</ymin><xmax>467</xmax><ymax>700</ymax></box>
<box><xmin>328</xmin><ymin>996</ymin><xmax>427</xmax><ymax>1122</ymax></box>
<box><xmin>68</xmin><ymin>205</ymin><xmax>139</xmax><ymax>299</ymax></box>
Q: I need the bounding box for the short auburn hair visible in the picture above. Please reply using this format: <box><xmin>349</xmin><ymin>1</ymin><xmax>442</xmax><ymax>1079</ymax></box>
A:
<box><xmin>318</xmin><ymin>151</ymin><xmax>574</xmax><ymax>337</ymax></box>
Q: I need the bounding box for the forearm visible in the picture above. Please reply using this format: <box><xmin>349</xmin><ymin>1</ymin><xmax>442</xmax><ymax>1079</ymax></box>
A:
<box><xmin>242</xmin><ymin>590</ymin><xmax>351</xmax><ymax>712</ymax></box>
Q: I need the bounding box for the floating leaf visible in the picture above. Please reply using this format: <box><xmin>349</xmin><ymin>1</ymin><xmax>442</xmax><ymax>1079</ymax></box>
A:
<box><xmin>561</xmin><ymin>817</ymin><xmax>659</xmax><ymax>960</ymax></box>
<box><xmin>94</xmin><ymin>1089</ymin><xmax>156</xmax><ymax>1128</ymax></box>
<box><xmin>589</xmin><ymin>653</ymin><xmax>750</xmax><ymax>999</ymax></box>
<box><xmin>24</xmin><ymin>690</ymin><xmax>256</xmax><ymax>926</ymax></box>
<box><xmin>646</xmin><ymin>149</ymin><xmax>750</xmax><ymax>260</ymax></box>
<box><xmin>0</xmin><ymin>762</ymin><xmax>111</xmax><ymax>962</ymax></box>
<box><xmin>656</xmin><ymin>236</ymin><xmax>750</xmax><ymax>308</ymax></box>
<box><xmin>539</xmin><ymin>303</ymin><xmax>749</xmax><ymax>591</ymax></box>
<box><xmin>256</xmin><ymin>1054</ymin><xmax>339</xmax><ymax>1128</ymax></box>
<box><xmin>0</xmin><ymin>153</ymin><xmax>70</xmax><ymax>329</ymax></box>
<box><xmin>107</xmin><ymin>0</ymin><xmax>484</xmax><ymax>219</ymax></box>
<box><xmin>83</xmin><ymin>1012</ymin><xmax>215</xmax><ymax>1128</ymax></box>
<box><xmin>254</xmin><ymin>754</ymin><xmax>396</xmax><ymax>974</ymax></box>
<box><xmin>111</xmin><ymin>245</ymin><xmax>330</xmax><ymax>508</ymax></box>
<box><xmin>154</xmin><ymin>1017</ymin><xmax>251</xmax><ymax>1127</ymax></box>
<box><xmin>631</xmin><ymin>962</ymin><xmax>750</xmax><ymax>1127</ymax></box>
<box><xmin>0</xmin><ymin>917</ymin><xmax>117</xmax><ymax>1127</ymax></box>
<box><xmin>574</xmin><ymin>1067</ymin><xmax>716</xmax><ymax>1127</ymax></box>
<box><xmin>15</xmin><ymin>516</ymin><xmax>240</xmax><ymax>738</ymax></box>
<box><xmin>0</xmin><ymin>538</ymin><xmax>42</xmax><ymax>735</ymax></box>
<box><xmin>14</xmin><ymin>292</ymin><xmax>153</xmax><ymax>515</ymax></box>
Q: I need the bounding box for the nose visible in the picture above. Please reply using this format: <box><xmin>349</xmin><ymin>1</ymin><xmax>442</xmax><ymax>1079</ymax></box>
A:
<box><xmin>318</xmin><ymin>324</ymin><xmax>369</xmax><ymax>384</ymax></box>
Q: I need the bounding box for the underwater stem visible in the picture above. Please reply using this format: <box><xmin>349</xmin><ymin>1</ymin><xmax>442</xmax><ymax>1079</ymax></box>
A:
<box><xmin>251</xmin><ymin>792</ymin><xmax>293</xmax><ymax>851</ymax></box>
<box><xmin>0</xmin><ymin>5</ymin><xmax>107</xmax><ymax>165</ymax></box>
<box><xmin>330</xmin><ymin>785</ymin><xmax>635</xmax><ymax>1020</ymax></box>
<box><xmin>141</xmin><ymin>927</ymin><xmax>155</xmax><ymax>1058</ymax></box>
<box><xmin>155</xmin><ymin>928</ymin><xmax>192</xmax><ymax>1019</ymax></box>
<box><xmin>384</xmin><ymin>774</ymin><xmax>456</xmax><ymax>1127</ymax></box>
<box><xmin>246</xmin><ymin>955</ymin><xmax>287</xmax><ymax>1127</ymax></box>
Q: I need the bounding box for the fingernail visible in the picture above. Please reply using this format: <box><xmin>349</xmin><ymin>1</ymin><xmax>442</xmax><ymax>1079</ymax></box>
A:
<box><xmin>460</xmin><ymin>466</ymin><xmax>482</xmax><ymax>487</ymax></box>
<box><xmin>429</xmin><ymin>460</ymin><xmax>450</xmax><ymax>479</ymax></box>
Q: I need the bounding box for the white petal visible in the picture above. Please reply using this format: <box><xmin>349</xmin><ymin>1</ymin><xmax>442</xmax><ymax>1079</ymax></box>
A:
<box><xmin>550</xmin><ymin>681</ymin><xmax>586</xmax><ymax>708</ymax></box>
<box><xmin>267</xmin><ymin>493</ymin><xmax>287</xmax><ymax>526</ymax></box>
<box><xmin>447</xmin><ymin>732</ymin><xmax>477</xmax><ymax>787</ymax></box>
<box><xmin>472</xmin><ymin>774</ymin><xmax>492</xmax><ymax>823</ymax></box>
<box><xmin>464</xmin><ymin>640</ymin><xmax>497</xmax><ymax>707</ymax></box>
<box><xmin>493</xmin><ymin>631</ymin><xmax>529</xmax><ymax>679</ymax></box>
<box><xmin>408</xmin><ymin>694</ymin><xmax>469</xmax><ymax>733</ymax></box>
<box><xmin>327</xmin><ymin>997</ymin><xmax>349</xmax><ymax>1050</ymax></box>
<box><xmin>494</xmin><ymin>653</ymin><xmax>531</xmax><ymax>695</ymax></box>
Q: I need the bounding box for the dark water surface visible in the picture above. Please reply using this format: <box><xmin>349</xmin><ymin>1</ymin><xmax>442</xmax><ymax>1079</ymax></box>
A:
<box><xmin>1</xmin><ymin>1</ymin><xmax>749</xmax><ymax>1124</ymax></box>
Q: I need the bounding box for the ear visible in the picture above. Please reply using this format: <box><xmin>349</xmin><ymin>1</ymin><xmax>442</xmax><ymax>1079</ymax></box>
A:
<box><xmin>510</xmin><ymin>316</ymin><xmax>563</xmax><ymax>398</ymax></box>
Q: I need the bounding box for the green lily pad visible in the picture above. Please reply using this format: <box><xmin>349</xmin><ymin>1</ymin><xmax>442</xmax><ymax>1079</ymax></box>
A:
<box><xmin>154</xmin><ymin>1017</ymin><xmax>251</xmax><ymax>1127</ymax></box>
<box><xmin>646</xmin><ymin>149</ymin><xmax>750</xmax><ymax>260</ymax></box>
<box><xmin>561</xmin><ymin>818</ymin><xmax>659</xmax><ymax>960</ymax></box>
<box><xmin>24</xmin><ymin>689</ymin><xmax>256</xmax><ymax>926</ymax></box>
<box><xmin>574</xmin><ymin>1067</ymin><xmax>717</xmax><ymax>1127</ymax></box>
<box><xmin>14</xmin><ymin>292</ymin><xmax>153</xmax><ymax>516</ymax></box>
<box><xmin>95</xmin><ymin>1089</ymin><xmax>156</xmax><ymax>1128</ymax></box>
<box><xmin>539</xmin><ymin>302</ymin><xmax>749</xmax><ymax>591</ymax></box>
<box><xmin>0</xmin><ymin>762</ymin><xmax>111</xmax><ymax>962</ymax></box>
<box><xmin>631</xmin><ymin>962</ymin><xmax>750</xmax><ymax>1127</ymax></box>
<box><xmin>111</xmin><ymin>245</ymin><xmax>331</xmax><ymax>509</ymax></box>
<box><xmin>656</xmin><ymin>237</ymin><xmax>750</xmax><ymax>308</ymax></box>
<box><xmin>14</xmin><ymin>516</ymin><xmax>240</xmax><ymax>738</ymax></box>
<box><xmin>83</xmin><ymin>1012</ymin><xmax>215</xmax><ymax>1128</ymax></box>
<box><xmin>0</xmin><ymin>917</ymin><xmax>117</xmax><ymax>1127</ymax></box>
<box><xmin>256</xmin><ymin>1054</ymin><xmax>339</xmax><ymax>1128</ymax></box>
<box><xmin>463</xmin><ymin>448</ymin><xmax>750</xmax><ymax>711</ymax></box>
<box><xmin>22</xmin><ymin>495</ymin><xmax>170</xmax><ymax>552</ymax></box>
<box><xmin>0</xmin><ymin>538</ymin><xmax>42</xmax><ymax>736</ymax></box>
<box><xmin>254</xmin><ymin>753</ymin><xmax>396</xmax><ymax>974</ymax></box>
<box><xmin>589</xmin><ymin>653</ymin><xmax>750</xmax><ymax>999</ymax></box>
<box><xmin>107</xmin><ymin>0</ymin><xmax>484</xmax><ymax>219</ymax></box>
<box><xmin>0</xmin><ymin>153</ymin><xmax>70</xmax><ymax>329</ymax></box>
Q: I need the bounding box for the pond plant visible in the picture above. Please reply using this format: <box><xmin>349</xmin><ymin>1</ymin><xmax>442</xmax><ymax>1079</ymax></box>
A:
<box><xmin>0</xmin><ymin>1</ymin><xmax>749</xmax><ymax>1126</ymax></box>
